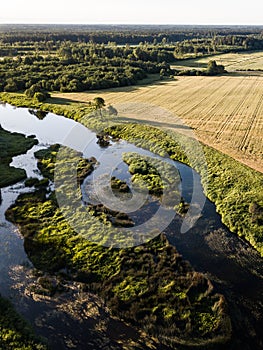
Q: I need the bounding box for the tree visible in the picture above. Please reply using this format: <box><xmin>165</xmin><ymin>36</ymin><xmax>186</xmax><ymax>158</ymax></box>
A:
<box><xmin>206</xmin><ymin>60</ymin><xmax>226</xmax><ymax>75</ymax></box>
<box><xmin>4</xmin><ymin>78</ymin><xmax>18</xmax><ymax>92</ymax></box>
<box><xmin>93</xmin><ymin>97</ymin><xmax>105</xmax><ymax>116</ymax></box>
<box><xmin>25</xmin><ymin>84</ymin><xmax>42</xmax><ymax>98</ymax></box>
<box><xmin>25</xmin><ymin>84</ymin><xmax>50</xmax><ymax>101</ymax></box>
<box><xmin>34</xmin><ymin>92</ymin><xmax>47</xmax><ymax>102</ymax></box>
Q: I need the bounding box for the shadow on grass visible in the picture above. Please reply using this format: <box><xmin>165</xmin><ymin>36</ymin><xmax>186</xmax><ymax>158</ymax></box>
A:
<box><xmin>118</xmin><ymin>115</ymin><xmax>193</xmax><ymax>131</ymax></box>
<box><xmin>172</xmin><ymin>61</ymin><xmax>208</xmax><ymax>69</ymax></box>
<box><xmin>48</xmin><ymin>97</ymin><xmax>84</xmax><ymax>106</ymax></box>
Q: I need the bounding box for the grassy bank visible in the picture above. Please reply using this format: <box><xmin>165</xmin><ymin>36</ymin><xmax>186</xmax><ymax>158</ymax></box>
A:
<box><xmin>0</xmin><ymin>92</ymin><xmax>262</xmax><ymax>256</ymax></box>
<box><xmin>0</xmin><ymin>125</ymin><xmax>38</xmax><ymax>188</ymax></box>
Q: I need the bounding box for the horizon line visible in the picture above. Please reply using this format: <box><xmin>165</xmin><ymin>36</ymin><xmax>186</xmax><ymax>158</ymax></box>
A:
<box><xmin>0</xmin><ymin>22</ymin><xmax>263</xmax><ymax>26</ymax></box>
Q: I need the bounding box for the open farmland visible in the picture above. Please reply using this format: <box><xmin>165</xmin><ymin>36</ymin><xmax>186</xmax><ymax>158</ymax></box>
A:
<box><xmin>171</xmin><ymin>51</ymin><xmax>263</xmax><ymax>72</ymax></box>
<box><xmin>55</xmin><ymin>74</ymin><xmax>263</xmax><ymax>173</ymax></box>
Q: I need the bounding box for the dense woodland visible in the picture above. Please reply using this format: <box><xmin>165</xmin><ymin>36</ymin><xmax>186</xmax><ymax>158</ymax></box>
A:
<box><xmin>0</xmin><ymin>25</ymin><xmax>262</xmax><ymax>94</ymax></box>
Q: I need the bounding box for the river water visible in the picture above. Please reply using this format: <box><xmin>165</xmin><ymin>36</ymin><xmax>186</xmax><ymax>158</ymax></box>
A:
<box><xmin>0</xmin><ymin>103</ymin><xmax>262</xmax><ymax>349</ymax></box>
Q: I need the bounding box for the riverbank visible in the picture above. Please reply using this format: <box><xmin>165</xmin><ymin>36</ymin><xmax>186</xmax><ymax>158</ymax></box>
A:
<box><xmin>0</xmin><ymin>92</ymin><xmax>262</xmax><ymax>256</ymax></box>
<box><xmin>0</xmin><ymin>127</ymin><xmax>46</xmax><ymax>349</ymax></box>
<box><xmin>0</xmin><ymin>125</ymin><xmax>38</xmax><ymax>188</ymax></box>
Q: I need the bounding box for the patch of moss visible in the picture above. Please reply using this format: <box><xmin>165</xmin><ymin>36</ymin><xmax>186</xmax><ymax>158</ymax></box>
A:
<box><xmin>111</xmin><ymin>176</ymin><xmax>130</xmax><ymax>193</ymax></box>
<box><xmin>122</xmin><ymin>152</ymin><xmax>180</xmax><ymax>202</ymax></box>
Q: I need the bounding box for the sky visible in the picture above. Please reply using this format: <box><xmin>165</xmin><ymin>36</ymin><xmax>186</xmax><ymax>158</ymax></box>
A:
<box><xmin>0</xmin><ymin>0</ymin><xmax>262</xmax><ymax>25</ymax></box>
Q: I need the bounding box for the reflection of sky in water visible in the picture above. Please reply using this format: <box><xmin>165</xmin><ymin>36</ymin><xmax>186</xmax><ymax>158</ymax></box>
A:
<box><xmin>0</xmin><ymin>104</ymin><xmax>97</xmax><ymax>151</ymax></box>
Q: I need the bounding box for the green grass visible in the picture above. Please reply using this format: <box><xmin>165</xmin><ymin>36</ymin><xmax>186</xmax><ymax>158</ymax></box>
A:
<box><xmin>122</xmin><ymin>152</ymin><xmax>180</xmax><ymax>200</ymax></box>
<box><xmin>0</xmin><ymin>125</ymin><xmax>38</xmax><ymax>188</ymax></box>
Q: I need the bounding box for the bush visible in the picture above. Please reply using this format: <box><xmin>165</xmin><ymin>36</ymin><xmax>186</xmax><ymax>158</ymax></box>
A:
<box><xmin>25</xmin><ymin>84</ymin><xmax>50</xmax><ymax>101</ymax></box>
<box><xmin>34</xmin><ymin>92</ymin><xmax>47</xmax><ymax>102</ymax></box>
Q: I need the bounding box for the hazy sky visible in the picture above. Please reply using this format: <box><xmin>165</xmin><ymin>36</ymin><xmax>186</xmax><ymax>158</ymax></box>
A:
<box><xmin>0</xmin><ymin>0</ymin><xmax>262</xmax><ymax>25</ymax></box>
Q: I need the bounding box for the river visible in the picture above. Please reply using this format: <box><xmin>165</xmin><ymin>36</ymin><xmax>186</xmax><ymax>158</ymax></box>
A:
<box><xmin>0</xmin><ymin>103</ymin><xmax>262</xmax><ymax>349</ymax></box>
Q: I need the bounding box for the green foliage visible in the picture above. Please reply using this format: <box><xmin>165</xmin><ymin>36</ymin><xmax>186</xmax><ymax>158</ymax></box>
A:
<box><xmin>0</xmin><ymin>41</ymin><xmax>172</xmax><ymax>93</ymax></box>
<box><xmin>206</xmin><ymin>60</ymin><xmax>226</xmax><ymax>75</ymax></box>
<box><xmin>93</xmin><ymin>97</ymin><xmax>105</xmax><ymax>110</ymax></box>
<box><xmin>122</xmin><ymin>152</ymin><xmax>180</xmax><ymax>200</ymax></box>
<box><xmin>106</xmin><ymin>124</ymin><xmax>189</xmax><ymax>164</ymax></box>
<box><xmin>33</xmin><ymin>92</ymin><xmax>47</xmax><ymax>102</ymax></box>
<box><xmin>111</xmin><ymin>176</ymin><xmax>130</xmax><ymax>193</ymax></box>
<box><xmin>201</xmin><ymin>147</ymin><xmax>263</xmax><ymax>255</ymax></box>
<box><xmin>25</xmin><ymin>84</ymin><xmax>50</xmax><ymax>102</ymax></box>
<box><xmin>175</xmin><ymin>60</ymin><xmax>226</xmax><ymax>76</ymax></box>
<box><xmin>0</xmin><ymin>126</ymin><xmax>38</xmax><ymax>188</ymax></box>
<box><xmin>0</xmin><ymin>296</ymin><xmax>48</xmax><ymax>349</ymax></box>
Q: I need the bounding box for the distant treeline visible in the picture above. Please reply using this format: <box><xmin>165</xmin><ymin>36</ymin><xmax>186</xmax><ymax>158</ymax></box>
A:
<box><xmin>0</xmin><ymin>24</ymin><xmax>262</xmax><ymax>45</ymax></box>
<box><xmin>0</xmin><ymin>25</ymin><xmax>262</xmax><ymax>94</ymax></box>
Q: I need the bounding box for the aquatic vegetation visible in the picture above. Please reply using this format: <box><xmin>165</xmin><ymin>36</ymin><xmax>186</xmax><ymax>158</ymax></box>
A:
<box><xmin>0</xmin><ymin>125</ymin><xmax>38</xmax><ymax>188</ymax></box>
<box><xmin>111</xmin><ymin>176</ymin><xmax>130</xmax><ymax>193</ymax></box>
<box><xmin>105</xmin><ymin>123</ymin><xmax>263</xmax><ymax>256</ymax></box>
<box><xmin>123</xmin><ymin>152</ymin><xmax>180</xmax><ymax>201</ymax></box>
<box><xmin>5</xmin><ymin>145</ymin><xmax>232</xmax><ymax>348</ymax></box>
<box><xmin>0</xmin><ymin>295</ymin><xmax>48</xmax><ymax>349</ymax></box>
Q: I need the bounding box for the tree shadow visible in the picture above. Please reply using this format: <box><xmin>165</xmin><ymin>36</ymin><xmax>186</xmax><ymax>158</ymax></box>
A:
<box><xmin>118</xmin><ymin>115</ymin><xmax>193</xmax><ymax>131</ymax></box>
<box><xmin>49</xmin><ymin>96</ymin><xmax>84</xmax><ymax>105</ymax></box>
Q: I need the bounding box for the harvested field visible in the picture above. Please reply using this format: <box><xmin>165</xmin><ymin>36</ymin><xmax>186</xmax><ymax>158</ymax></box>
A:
<box><xmin>171</xmin><ymin>51</ymin><xmax>263</xmax><ymax>72</ymax></box>
<box><xmin>54</xmin><ymin>75</ymin><xmax>263</xmax><ymax>173</ymax></box>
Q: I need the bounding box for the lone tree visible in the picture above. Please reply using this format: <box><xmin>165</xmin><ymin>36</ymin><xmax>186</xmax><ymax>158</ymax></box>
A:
<box><xmin>93</xmin><ymin>97</ymin><xmax>105</xmax><ymax>115</ymax></box>
<box><xmin>25</xmin><ymin>84</ymin><xmax>50</xmax><ymax>101</ymax></box>
<box><xmin>206</xmin><ymin>60</ymin><xmax>226</xmax><ymax>75</ymax></box>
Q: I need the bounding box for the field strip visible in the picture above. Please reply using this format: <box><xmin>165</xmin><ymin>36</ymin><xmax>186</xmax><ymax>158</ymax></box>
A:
<box><xmin>166</xmin><ymin>78</ymin><xmax>217</xmax><ymax>112</ymax></box>
<box><xmin>189</xmin><ymin>77</ymin><xmax>234</xmax><ymax>130</ymax></box>
<box><xmin>214</xmin><ymin>77</ymin><xmax>248</xmax><ymax>140</ymax></box>
<box><xmin>174</xmin><ymin>77</ymin><xmax>231</xmax><ymax>117</ymax></box>
<box><xmin>239</xmin><ymin>89</ymin><xmax>263</xmax><ymax>152</ymax></box>
<box><xmin>217</xmin><ymin>78</ymin><xmax>261</xmax><ymax>154</ymax></box>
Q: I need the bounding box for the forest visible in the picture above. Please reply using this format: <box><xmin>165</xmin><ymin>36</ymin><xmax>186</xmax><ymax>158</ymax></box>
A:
<box><xmin>0</xmin><ymin>25</ymin><xmax>262</xmax><ymax>94</ymax></box>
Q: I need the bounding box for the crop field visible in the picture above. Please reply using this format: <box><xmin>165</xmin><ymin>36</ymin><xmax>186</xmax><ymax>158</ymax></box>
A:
<box><xmin>171</xmin><ymin>51</ymin><xmax>263</xmax><ymax>72</ymax></box>
<box><xmin>55</xmin><ymin>74</ymin><xmax>263</xmax><ymax>173</ymax></box>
